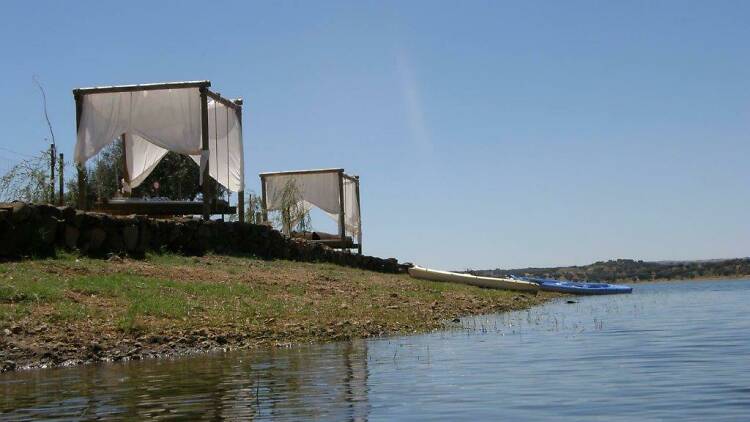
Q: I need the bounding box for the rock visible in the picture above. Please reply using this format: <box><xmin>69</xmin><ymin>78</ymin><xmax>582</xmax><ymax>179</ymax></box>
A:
<box><xmin>566</xmin><ymin>300</ymin><xmax>578</xmax><ymax>304</ymax></box>
<box><xmin>89</xmin><ymin>342</ymin><xmax>103</xmax><ymax>353</ymax></box>
<box><xmin>2</xmin><ymin>361</ymin><xmax>16</xmax><ymax>372</ymax></box>
<box><xmin>148</xmin><ymin>335</ymin><xmax>165</xmax><ymax>344</ymax></box>
<box><xmin>105</xmin><ymin>225</ymin><xmax>126</xmax><ymax>253</ymax></box>
<box><xmin>123</xmin><ymin>225</ymin><xmax>139</xmax><ymax>251</ymax></box>
<box><xmin>87</xmin><ymin>227</ymin><xmax>107</xmax><ymax>250</ymax></box>
<box><xmin>64</xmin><ymin>225</ymin><xmax>80</xmax><ymax>249</ymax></box>
<box><xmin>2</xmin><ymin>329</ymin><xmax>10</xmax><ymax>336</ymax></box>
<box><xmin>73</xmin><ymin>210</ymin><xmax>86</xmax><ymax>228</ymax></box>
<box><xmin>107</xmin><ymin>254</ymin><xmax>124</xmax><ymax>262</ymax></box>
<box><xmin>10</xmin><ymin>202</ymin><xmax>33</xmax><ymax>223</ymax></box>
<box><xmin>3</xmin><ymin>202</ymin><xmax>405</xmax><ymax>274</ymax></box>
<box><xmin>58</xmin><ymin>206</ymin><xmax>76</xmax><ymax>223</ymax></box>
<box><xmin>451</xmin><ymin>318</ymin><xmax>461</xmax><ymax>323</ymax></box>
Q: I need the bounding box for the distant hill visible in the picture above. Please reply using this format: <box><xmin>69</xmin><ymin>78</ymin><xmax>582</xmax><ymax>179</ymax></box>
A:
<box><xmin>469</xmin><ymin>258</ymin><xmax>750</xmax><ymax>282</ymax></box>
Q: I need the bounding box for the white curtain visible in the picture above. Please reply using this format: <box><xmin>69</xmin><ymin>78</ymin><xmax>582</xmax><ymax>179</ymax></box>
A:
<box><xmin>189</xmin><ymin>99</ymin><xmax>244</xmax><ymax>192</ymax></box>
<box><xmin>265</xmin><ymin>172</ymin><xmax>341</xmax><ymax>215</ymax></box>
<box><xmin>74</xmin><ymin>88</ymin><xmax>203</xmax><ymax>165</ymax></box>
<box><xmin>75</xmin><ymin>88</ymin><xmax>244</xmax><ymax>192</ymax></box>
<box><xmin>125</xmin><ymin>134</ymin><xmax>169</xmax><ymax>189</ymax></box>
<box><xmin>343</xmin><ymin>176</ymin><xmax>361</xmax><ymax>237</ymax></box>
<box><xmin>264</xmin><ymin>171</ymin><xmax>360</xmax><ymax>237</ymax></box>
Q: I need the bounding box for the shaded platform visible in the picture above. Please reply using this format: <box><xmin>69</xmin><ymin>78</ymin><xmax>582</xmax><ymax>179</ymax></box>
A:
<box><xmin>92</xmin><ymin>199</ymin><xmax>235</xmax><ymax>217</ymax></box>
<box><xmin>291</xmin><ymin>231</ymin><xmax>358</xmax><ymax>250</ymax></box>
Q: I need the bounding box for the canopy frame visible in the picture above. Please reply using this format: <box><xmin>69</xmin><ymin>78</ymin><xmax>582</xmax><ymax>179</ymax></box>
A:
<box><xmin>259</xmin><ymin>168</ymin><xmax>362</xmax><ymax>254</ymax></box>
<box><xmin>72</xmin><ymin>80</ymin><xmax>245</xmax><ymax>221</ymax></box>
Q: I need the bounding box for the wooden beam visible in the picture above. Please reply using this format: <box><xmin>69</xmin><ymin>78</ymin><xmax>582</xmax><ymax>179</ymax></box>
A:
<box><xmin>259</xmin><ymin>168</ymin><xmax>345</xmax><ymax>177</ymax></box>
<box><xmin>205</xmin><ymin>89</ymin><xmax>242</xmax><ymax>111</ymax></box>
<box><xmin>74</xmin><ymin>93</ymin><xmax>86</xmax><ymax>210</ymax></box>
<box><xmin>73</xmin><ymin>80</ymin><xmax>210</xmax><ymax>95</ymax></box>
<box><xmin>200</xmin><ymin>87</ymin><xmax>210</xmax><ymax>220</ymax></box>
<box><xmin>354</xmin><ymin>175</ymin><xmax>362</xmax><ymax>255</ymax></box>
<box><xmin>233</xmin><ymin>98</ymin><xmax>245</xmax><ymax>223</ymax></box>
<box><xmin>91</xmin><ymin>199</ymin><xmax>235</xmax><ymax>216</ymax></box>
<box><xmin>338</xmin><ymin>170</ymin><xmax>345</xmax><ymax>242</ymax></box>
<box><xmin>49</xmin><ymin>143</ymin><xmax>55</xmax><ymax>204</ymax></box>
<box><xmin>260</xmin><ymin>175</ymin><xmax>268</xmax><ymax>223</ymax></box>
<box><xmin>58</xmin><ymin>153</ymin><xmax>64</xmax><ymax>206</ymax></box>
<box><xmin>120</xmin><ymin>133</ymin><xmax>130</xmax><ymax>196</ymax></box>
<box><xmin>237</xmin><ymin>191</ymin><xmax>245</xmax><ymax>223</ymax></box>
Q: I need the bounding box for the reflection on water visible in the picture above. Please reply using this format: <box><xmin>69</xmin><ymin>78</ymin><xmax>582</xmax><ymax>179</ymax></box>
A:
<box><xmin>2</xmin><ymin>279</ymin><xmax>750</xmax><ymax>421</ymax></box>
<box><xmin>1</xmin><ymin>341</ymin><xmax>370</xmax><ymax>420</ymax></box>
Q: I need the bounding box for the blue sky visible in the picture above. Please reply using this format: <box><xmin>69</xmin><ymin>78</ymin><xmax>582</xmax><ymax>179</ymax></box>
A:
<box><xmin>1</xmin><ymin>1</ymin><xmax>748</xmax><ymax>269</ymax></box>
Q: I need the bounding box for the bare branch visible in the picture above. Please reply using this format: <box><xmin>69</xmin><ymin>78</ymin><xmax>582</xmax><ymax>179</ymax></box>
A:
<box><xmin>32</xmin><ymin>75</ymin><xmax>55</xmax><ymax>147</ymax></box>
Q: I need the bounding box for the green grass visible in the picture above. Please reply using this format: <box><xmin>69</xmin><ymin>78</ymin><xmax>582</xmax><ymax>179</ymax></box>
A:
<box><xmin>0</xmin><ymin>273</ymin><xmax>63</xmax><ymax>303</ymax></box>
<box><xmin>0</xmin><ymin>252</ymin><xmax>546</xmax><ymax>344</ymax></box>
<box><xmin>48</xmin><ymin>301</ymin><xmax>92</xmax><ymax>322</ymax></box>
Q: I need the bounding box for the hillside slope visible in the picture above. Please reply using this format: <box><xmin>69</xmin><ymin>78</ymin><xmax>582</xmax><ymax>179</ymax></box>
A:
<box><xmin>471</xmin><ymin>258</ymin><xmax>750</xmax><ymax>282</ymax></box>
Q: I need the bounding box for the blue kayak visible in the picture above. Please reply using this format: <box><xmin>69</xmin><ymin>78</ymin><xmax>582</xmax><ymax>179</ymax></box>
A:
<box><xmin>511</xmin><ymin>276</ymin><xmax>633</xmax><ymax>295</ymax></box>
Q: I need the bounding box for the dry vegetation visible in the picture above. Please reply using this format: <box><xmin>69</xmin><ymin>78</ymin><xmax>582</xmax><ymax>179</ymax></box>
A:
<box><xmin>0</xmin><ymin>254</ymin><xmax>551</xmax><ymax>371</ymax></box>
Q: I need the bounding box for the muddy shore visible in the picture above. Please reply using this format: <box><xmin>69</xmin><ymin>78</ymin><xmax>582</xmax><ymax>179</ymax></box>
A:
<box><xmin>0</xmin><ymin>254</ymin><xmax>554</xmax><ymax>372</ymax></box>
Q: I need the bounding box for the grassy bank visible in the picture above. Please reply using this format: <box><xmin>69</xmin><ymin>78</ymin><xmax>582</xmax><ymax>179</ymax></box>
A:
<box><xmin>0</xmin><ymin>254</ymin><xmax>551</xmax><ymax>372</ymax></box>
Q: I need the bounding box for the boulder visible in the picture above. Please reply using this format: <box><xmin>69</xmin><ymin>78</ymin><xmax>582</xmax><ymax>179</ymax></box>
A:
<box><xmin>10</xmin><ymin>202</ymin><xmax>33</xmax><ymax>223</ymax></box>
<box><xmin>0</xmin><ymin>209</ymin><xmax>9</xmax><ymax>224</ymax></box>
<box><xmin>87</xmin><ymin>227</ymin><xmax>107</xmax><ymax>251</ymax></box>
<box><xmin>0</xmin><ymin>202</ymin><xmax>405</xmax><ymax>273</ymax></box>
<box><xmin>57</xmin><ymin>206</ymin><xmax>76</xmax><ymax>223</ymax></box>
<box><xmin>123</xmin><ymin>225</ymin><xmax>139</xmax><ymax>252</ymax></box>
<box><xmin>64</xmin><ymin>225</ymin><xmax>80</xmax><ymax>250</ymax></box>
<box><xmin>37</xmin><ymin>215</ymin><xmax>60</xmax><ymax>247</ymax></box>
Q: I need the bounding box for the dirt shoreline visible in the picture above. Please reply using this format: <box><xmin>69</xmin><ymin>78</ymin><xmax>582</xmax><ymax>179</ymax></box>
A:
<box><xmin>0</xmin><ymin>254</ymin><xmax>555</xmax><ymax>372</ymax></box>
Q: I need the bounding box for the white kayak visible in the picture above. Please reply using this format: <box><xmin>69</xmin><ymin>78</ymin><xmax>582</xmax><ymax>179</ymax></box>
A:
<box><xmin>408</xmin><ymin>265</ymin><xmax>539</xmax><ymax>293</ymax></box>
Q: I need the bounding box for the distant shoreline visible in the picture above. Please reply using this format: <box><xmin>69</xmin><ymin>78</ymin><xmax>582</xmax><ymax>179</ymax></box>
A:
<box><xmin>471</xmin><ymin>258</ymin><xmax>750</xmax><ymax>285</ymax></box>
<box><xmin>629</xmin><ymin>275</ymin><xmax>750</xmax><ymax>284</ymax></box>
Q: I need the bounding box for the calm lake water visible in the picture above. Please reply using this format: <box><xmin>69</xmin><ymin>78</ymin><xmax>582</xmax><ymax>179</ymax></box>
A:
<box><xmin>2</xmin><ymin>279</ymin><xmax>750</xmax><ymax>421</ymax></box>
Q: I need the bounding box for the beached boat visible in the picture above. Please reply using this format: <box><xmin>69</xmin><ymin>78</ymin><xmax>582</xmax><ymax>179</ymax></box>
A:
<box><xmin>408</xmin><ymin>266</ymin><xmax>539</xmax><ymax>292</ymax></box>
<box><xmin>512</xmin><ymin>276</ymin><xmax>633</xmax><ymax>295</ymax></box>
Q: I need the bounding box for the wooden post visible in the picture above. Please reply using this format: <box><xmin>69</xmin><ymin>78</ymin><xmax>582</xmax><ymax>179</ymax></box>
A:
<box><xmin>120</xmin><ymin>133</ymin><xmax>130</xmax><ymax>196</ymax></box>
<box><xmin>49</xmin><ymin>143</ymin><xmax>55</xmax><ymax>204</ymax></box>
<box><xmin>338</xmin><ymin>170</ymin><xmax>345</xmax><ymax>244</ymax></box>
<box><xmin>234</xmin><ymin>98</ymin><xmax>244</xmax><ymax>223</ymax></box>
<box><xmin>237</xmin><ymin>191</ymin><xmax>245</xmax><ymax>223</ymax></box>
<box><xmin>76</xmin><ymin>164</ymin><xmax>86</xmax><ymax>210</ymax></box>
<box><xmin>200</xmin><ymin>87</ymin><xmax>210</xmax><ymax>220</ymax></box>
<box><xmin>260</xmin><ymin>175</ymin><xmax>268</xmax><ymax>223</ymax></box>
<box><xmin>74</xmin><ymin>93</ymin><xmax>86</xmax><ymax>210</ymax></box>
<box><xmin>354</xmin><ymin>175</ymin><xmax>362</xmax><ymax>255</ymax></box>
<box><xmin>58</xmin><ymin>153</ymin><xmax>64</xmax><ymax>206</ymax></box>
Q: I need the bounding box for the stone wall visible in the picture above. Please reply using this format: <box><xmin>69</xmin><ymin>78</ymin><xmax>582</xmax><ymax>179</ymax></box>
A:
<box><xmin>0</xmin><ymin>202</ymin><xmax>406</xmax><ymax>273</ymax></box>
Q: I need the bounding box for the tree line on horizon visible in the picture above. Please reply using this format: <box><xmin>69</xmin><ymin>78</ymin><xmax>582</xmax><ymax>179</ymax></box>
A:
<box><xmin>470</xmin><ymin>258</ymin><xmax>750</xmax><ymax>282</ymax></box>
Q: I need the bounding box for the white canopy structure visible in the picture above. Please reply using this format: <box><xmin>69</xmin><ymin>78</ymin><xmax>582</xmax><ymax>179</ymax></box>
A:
<box><xmin>72</xmin><ymin>80</ymin><xmax>245</xmax><ymax>221</ymax></box>
<box><xmin>260</xmin><ymin>168</ymin><xmax>362</xmax><ymax>253</ymax></box>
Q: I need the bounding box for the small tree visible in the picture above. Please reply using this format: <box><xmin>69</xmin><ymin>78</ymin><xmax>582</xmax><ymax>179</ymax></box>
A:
<box><xmin>233</xmin><ymin>192</ymin><xmax>263</xmax><ymax>224</ymax></box>
<box><xmin>272</xmin><ymin>179</ymin><xmax>311</xmax><ymax>235</ymax></box>
<box><xmin>0</xmin><ymin>151</ymin><xmax>51</xmax><ymax>203</ymax></box>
